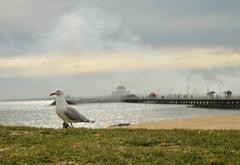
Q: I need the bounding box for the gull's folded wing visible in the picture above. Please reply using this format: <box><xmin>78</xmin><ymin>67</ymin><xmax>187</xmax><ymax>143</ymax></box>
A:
<box><xmin>64</xmin><ymin>106</ymin><xmax>90</xmax><ymax>122</ymax></box>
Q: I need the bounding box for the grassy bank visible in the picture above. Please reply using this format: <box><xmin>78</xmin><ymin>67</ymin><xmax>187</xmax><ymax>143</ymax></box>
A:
<box><xmin>0</xmin><ymin>126</ymin><xmax>240</xmax><ymax>164</ymax></box>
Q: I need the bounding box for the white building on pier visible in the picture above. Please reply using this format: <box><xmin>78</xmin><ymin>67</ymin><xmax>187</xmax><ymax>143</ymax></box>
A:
<box><xmin>112</xmin><ymin>86</ymin><xmax>130</xmax><ymax>98</ymax></box>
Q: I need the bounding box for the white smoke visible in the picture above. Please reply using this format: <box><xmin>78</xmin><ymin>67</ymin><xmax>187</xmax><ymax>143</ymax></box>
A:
<box><xmin>37</xmin><ymin>7</ymin><xmax>143</xmax><ymax>54</ymax></box>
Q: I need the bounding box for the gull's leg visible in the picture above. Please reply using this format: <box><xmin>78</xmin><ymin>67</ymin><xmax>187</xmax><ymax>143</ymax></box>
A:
<box><xmin>63</xmin><ymin>122</ymin><xmax>70</xmax><ymax>128</ymax></box>
<box><xmin>70</xmin><ymin>123</ymin><xmax>74</xmax><ymax>127</ymax></box>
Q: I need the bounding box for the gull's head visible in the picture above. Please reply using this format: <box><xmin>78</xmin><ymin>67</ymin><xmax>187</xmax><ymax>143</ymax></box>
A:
<box><xmin>50</xmin><ymin>89</ymin><xmax>64</xmax><ymax>97</ymax></box>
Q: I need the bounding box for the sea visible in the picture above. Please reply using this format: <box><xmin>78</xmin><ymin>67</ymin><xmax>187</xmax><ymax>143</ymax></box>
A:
<box><xmin>1</xmin><ymin>100</ymin><xmax>240</xmax><ymax>128</ymax></box>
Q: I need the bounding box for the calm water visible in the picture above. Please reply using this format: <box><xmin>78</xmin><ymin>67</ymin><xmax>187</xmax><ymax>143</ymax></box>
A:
<box><xmin>1</xmin><ymin>100</ymin><xmax>240</xmax><ymax>128</ymax></box>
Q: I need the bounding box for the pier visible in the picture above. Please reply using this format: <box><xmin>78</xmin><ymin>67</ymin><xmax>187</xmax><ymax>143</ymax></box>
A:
<box><xmin>122</xmin><ymin>98</ymin><xmax>240</xmax><ymax>109</ymax></box>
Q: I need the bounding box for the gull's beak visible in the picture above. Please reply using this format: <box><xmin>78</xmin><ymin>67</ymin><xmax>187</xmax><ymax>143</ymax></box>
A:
<box><xmin>50</xmin><ymin>92</ymin><xmax>56</xmax><ymax>96</ymax></box>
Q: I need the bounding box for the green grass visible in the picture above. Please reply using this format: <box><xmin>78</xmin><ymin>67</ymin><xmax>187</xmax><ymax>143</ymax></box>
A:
<box><xmin>0</xmin><ymin>126</ymin><xmax>240</xmax><ymax>164</ymax></box>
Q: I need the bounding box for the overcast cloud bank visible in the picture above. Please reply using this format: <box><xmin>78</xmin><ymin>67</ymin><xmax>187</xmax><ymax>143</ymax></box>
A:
<box><xmin>0</xmin><ymin>0</ymin><xmax>240</xmax><ymax>99</ymax></box>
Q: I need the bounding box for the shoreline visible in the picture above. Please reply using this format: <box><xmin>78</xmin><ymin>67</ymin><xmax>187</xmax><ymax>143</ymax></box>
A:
<box><xmin>117</xmin><ymin>114</ymin><xmax>240</xmax><ymax>130</ymax></box>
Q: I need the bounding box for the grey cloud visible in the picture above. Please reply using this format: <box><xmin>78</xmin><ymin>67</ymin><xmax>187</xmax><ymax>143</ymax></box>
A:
<box><xmin>0</xmin><ymin>2</ymin><xmax>145</xmax><ymax>56</ymax></box>
<box><xmin>186</xmin><ymin>68</ymin><xmax>240</xmax><ymax>81</ymax></box>
<box><xmin>0</xmin><ymin>0</ymin><xmax>240</xmax><ymax>99</ymax></box>
<box><xmin>0</xmin><ymin>0</ymin><xmax>72</xmax><ymax>33</ymax></box>
<box><xmin>0</xmin><ymin>32</ymin><xmax>36</xmax><ymax>55</ymax></box>
<box><xmin>0</xmin><ymin>0</ymin><xmax>240</xmax><ymax>56</ymax></box>
<box><xmin>37</xmin><ymin>7</ymin><xmax>142</xmax><ymax>54</ymax></box>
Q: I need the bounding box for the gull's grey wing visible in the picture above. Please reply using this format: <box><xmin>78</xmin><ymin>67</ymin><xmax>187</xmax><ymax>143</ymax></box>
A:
<box><xmin>64</xmin><ymin>106</ymin><xmax>90</xmax><ymax>122</ymax></box>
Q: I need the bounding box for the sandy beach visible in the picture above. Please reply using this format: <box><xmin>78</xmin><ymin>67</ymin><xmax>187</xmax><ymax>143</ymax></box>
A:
<box><xmin>122</xmin><ymin>115</ymin><xmax>240</xmax><ymax>130</ymax></box>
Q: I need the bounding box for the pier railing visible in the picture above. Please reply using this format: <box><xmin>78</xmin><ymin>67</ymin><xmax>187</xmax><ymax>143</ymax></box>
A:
<box><xmin>122</xmin><ymin>98</ymin><xmax>240</xmax><ymax>109</ymax></box>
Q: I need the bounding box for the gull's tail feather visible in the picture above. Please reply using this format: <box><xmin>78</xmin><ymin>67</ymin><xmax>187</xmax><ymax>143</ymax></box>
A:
<box><xmin>82</xmin><ymin>119</ymin><xmax>95</xmax><ymax>123</ymax></box>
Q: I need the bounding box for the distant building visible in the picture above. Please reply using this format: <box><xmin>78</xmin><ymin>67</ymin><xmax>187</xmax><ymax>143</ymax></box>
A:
<box><xmin>223</xmin><ymin>90</ymin><xmax>232</xmax><ymax>98</ymax></box>
<box><xmin>149</xmin><ymin>92</ymin><xmax>157</xmax><ymax>98</ymax></box>
<box><xmin>112</xmin><ymin>86</ymin><xmax>130</xmax><ymax>97</ymax></box>
<box><xmin>207</xmin><ymin>91</ymin><xmax>215</xmax><ymax>98</ymax></box>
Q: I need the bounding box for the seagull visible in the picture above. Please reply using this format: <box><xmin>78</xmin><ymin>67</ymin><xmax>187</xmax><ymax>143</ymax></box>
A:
<box><xmin>50</xmin><ymin>89</ymin><xmax>95</xmax><ymax>128</ymax></box>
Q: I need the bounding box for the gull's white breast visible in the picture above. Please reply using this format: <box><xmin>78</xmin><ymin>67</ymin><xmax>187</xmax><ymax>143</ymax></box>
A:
<box><xmin>55</xmin><ymin>107</ymin><xmax>68</xmax><ymax>122</ymax></box>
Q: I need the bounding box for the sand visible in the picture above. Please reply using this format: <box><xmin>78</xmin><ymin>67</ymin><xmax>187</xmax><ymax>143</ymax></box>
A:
<box><xmin>121</xmin><ymin>115</ymin><xmax>240</xmax><ymax>130</ymax></box>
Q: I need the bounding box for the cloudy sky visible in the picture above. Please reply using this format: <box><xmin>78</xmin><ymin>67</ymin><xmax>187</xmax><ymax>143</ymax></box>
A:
<box><xmin>0</xmin><ymin>0</ymin><xmax>240</xmax><ymax>99</ymax></box>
